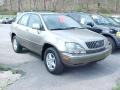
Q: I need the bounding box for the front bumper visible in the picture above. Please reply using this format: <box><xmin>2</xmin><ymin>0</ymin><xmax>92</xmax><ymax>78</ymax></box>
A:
<box><xmin>112</xmin><ymin>34</ymin><xmax>120</xmax><ymax>47</ymax></box>
<box><xmin>61</xmin><ymin>47</ymin><xmax>111</xmax><ymax>67</ymax></box>
<box><xmin>116</xmin><ymin>37</ymin><xmax>120</xmax><ymax>47</ymax></box>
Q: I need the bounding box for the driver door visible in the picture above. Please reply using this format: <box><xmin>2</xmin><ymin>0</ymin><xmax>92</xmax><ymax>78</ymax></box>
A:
<box><xmin>26</xmin><ymin>14</ymin><xmax>44</xmax><ymax>54</ymax></box>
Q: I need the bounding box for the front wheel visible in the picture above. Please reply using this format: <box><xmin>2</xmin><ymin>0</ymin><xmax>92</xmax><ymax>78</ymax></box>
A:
<box><xmin>44</xmin><ymin>47</ymin><xmax>64</xmax><ymax>74</ymax></box>
<box><xmin>12</xmin><ymin>36</ymin><xmax>23</xmax><ymax>53</ymax></box>
<box><xmin>107</xmin><ymin>37</ymin><xmax>116</xmax><ymax>52</ymax></box>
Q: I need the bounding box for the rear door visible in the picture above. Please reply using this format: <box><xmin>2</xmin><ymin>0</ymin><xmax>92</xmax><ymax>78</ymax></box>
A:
<box><xmin>15</xmin><ymin>14</ymin><xmax>30</xmax><ymax>47</ymax></box>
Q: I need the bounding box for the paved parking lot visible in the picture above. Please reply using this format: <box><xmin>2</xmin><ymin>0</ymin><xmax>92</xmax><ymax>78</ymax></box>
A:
<box><xmin>0</xmin><ymin>24</ymin><xmax>120</xmax><ymax>90</ymax></box>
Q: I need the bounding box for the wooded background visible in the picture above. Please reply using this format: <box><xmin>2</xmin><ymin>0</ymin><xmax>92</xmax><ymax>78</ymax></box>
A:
<box><xmin>0</xmin><ymin>0</ymin><xmax>120</xmax><ymax>14</ymax></box>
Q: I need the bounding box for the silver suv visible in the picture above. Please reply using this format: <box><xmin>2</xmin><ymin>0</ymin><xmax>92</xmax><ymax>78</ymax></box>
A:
<box><xmin>10</xmin><ymin>12</ymin><xmax>111</xmax><ymax>74</ymax></box>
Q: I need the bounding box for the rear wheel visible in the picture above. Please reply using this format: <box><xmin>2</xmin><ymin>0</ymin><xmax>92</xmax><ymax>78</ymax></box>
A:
<box><xmin>12</xmin><ymin>36</ymin><xmax>23</xmax><ymax>53</ymax></box>
<box><xmin>107</xmin><ymin>37</ymin><xmax>116</xmax><ymax>52</ymax></box>
<box><xmin>44</xmin><ymin>47</ymin><xmax>64</xmax><ymax>74</ymax></box>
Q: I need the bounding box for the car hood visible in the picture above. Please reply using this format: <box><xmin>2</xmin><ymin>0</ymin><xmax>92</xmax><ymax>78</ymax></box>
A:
<box><xmin>98</xmin><ymin>25</ymin><xmax>120</xmax><ymax>32</ymax></box>
<box><xmin>51</xmin><ymin>29</ymin><xmax>105</xmax><ymax>42</ymax></box>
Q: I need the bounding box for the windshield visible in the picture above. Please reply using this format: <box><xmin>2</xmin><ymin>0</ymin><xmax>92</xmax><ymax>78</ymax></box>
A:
<box><xmin>92</xmin><ymin>15</ymin><xmax>111</xmax><ymax>25</ymax></box>
<box><xmin>42</xmin><ymin>14</ymin><xmax>83</xmax><ymax>30</ymax></box>
<box><xmin>113</xmin><ymin>17</ymin><xmax>120</xmax><ymax>23</ymax></box>
<box><xmin>106</xmin><ymin>17</ymin><xmax>120</xmax><ymax>26</ymax></box>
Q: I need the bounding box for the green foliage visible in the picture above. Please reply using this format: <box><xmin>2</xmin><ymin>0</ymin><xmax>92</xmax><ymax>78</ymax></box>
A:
<box><xmin>113</xmin><ymin>79</ymin><xmax>120</xmax><ymax>90</ymax></box>
<box><xmin>0</xmin><ymin>6</ymin><xmax>8</xmax><ymax>11</ymax></box>
<box><xmin>0</xmin><ymin>11</ymin><xmax>16</xmax><ymax>15</ymax></box>
<box><xmin>0</xmin><ymin>6</ymin><xmax>16</xmax><ymax>15</ymax></box>
<box><xmin>74</xmin><ymin>6</ymin><xmax>82</xmax><ymax>12</ymax></box>
<box><xmin>73</xmin><ymin>4</ymin><xmax>89</xmax><ymax>12</ymax></box>
<box><xmin>0</xmin><ymin>64</ymin><xmax>25</xmax><ymax>75</ymax></box>
<box><xmin>113</xmin><ymin>83</ymin><xmax>120</xmax><ymax>90</ymax></box>
<box><xmin>98</xmin><ymin>7</ymin><xmax>111</xmax><ymax>14</ymax></box>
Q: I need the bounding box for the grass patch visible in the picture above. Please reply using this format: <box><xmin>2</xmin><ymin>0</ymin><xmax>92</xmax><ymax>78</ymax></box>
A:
<box><xmin>0</xmin><ymin>11</ymin><xmax>16</xmax><ymax>15</ymax></box>
<box><xmin>113</xmin><ymin>83</ymin><xmax>120</xmax><ymax>90</ymax></box>
<box><xmin>113</xmin><ymin>79</ymin><xmax>120</xmax><ymax>90</ymax></box>
<box><xmin>0</xmin><ymin>64</ymin><xmax>25</xmax><ymax>75</ymax></box>
<box><xmin>0</xmin><ymin>64</ymin><xmax>24</xmax><ymax>90</ymax></box>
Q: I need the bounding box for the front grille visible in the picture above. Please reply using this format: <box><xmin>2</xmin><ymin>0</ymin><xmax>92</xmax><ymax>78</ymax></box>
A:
<box><xmin>86</xmin><ymin>40</ymin><xmax>104</xmax><ymax>49</ymax></box>
<box><xmin>86</xmin><ymin>47</ymin><xmax>106</xmax><ymax>54</ymax></box>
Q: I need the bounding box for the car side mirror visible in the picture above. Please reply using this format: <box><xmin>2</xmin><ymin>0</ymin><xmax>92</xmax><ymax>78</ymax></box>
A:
<box><xmin>87</xmin><ymin>22</ymin><xmax>94</xmax><ymax>27</ymax></box>
<box><xmin>32</xmin><ymin>23</ymin><xmax>44</xmax><ymax>30</ymax></box>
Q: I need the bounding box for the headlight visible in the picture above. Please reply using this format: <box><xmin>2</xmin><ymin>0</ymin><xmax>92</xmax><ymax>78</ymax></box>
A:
<box><xmin>116</xmin><ymin>32</ymin><xmax>120</xmax><ymax>37</ymax></box>
<box><xmin>65</xmin><ymin>42</ymin><xmax>86</xmax><ymax>54</ymax></box>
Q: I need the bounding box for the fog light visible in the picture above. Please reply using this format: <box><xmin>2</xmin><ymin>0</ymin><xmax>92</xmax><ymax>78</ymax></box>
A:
<box><xmin>116</xmin><ymin>32</ymin><xmax>120</xmax><ymax>37</ymax></box>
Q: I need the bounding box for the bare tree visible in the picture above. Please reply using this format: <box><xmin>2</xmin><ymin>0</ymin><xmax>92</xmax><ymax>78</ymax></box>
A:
<box><xmin>9</xmin><ymin>0</ymin><xmax>12</xmax><ymax>11</ymax></box>
<box><xmin>51</xmin><ymin>0</ymin><xmax>59</xmax><ymax>11</ymax></box>
<box><xmin>43</xmin><ymin>0</ymin><xmax>47</xmax><ymax>10</ymax></box>
<box><xmin>33</xmin><ymin>0</ymin><xmax>37</xmax><ymax>10</ymax></box>
<box><xmin>115</xmin><ymin>0</ymin><xmax>119</xmax><ymax>13</ymax></box>
<box><xmin>3</xmin><ymin>0</ymin><xmax>8</xmax><ymax>10</ymax></box>
<box><xmin>18</xmin><ymin>0</ymin><xmax>23</xmax><ymax>11</ymax></box>
<box><xmin>29</xmin><ymin>0</ymin><xmax>32</xmax><ymax>10</ymax></box>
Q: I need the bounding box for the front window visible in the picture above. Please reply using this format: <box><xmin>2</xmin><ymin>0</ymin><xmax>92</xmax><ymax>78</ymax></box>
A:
<box><xmin>28</xmin><ymin>14</ymin><xmax>42</xmax><ymax>28</ymax></box>
<box><xmin>92</xmin><ymin>15</ymin><xmax>110</xmax><ymax>25</ymax></box>
<box><xmin>80</xmin><ymin>14</ymin><xmax>94</xmax><ymax>25</ymax></box>
<box><xmin>42</xmin><ymin>14</ymin><xmax>83</xmax><ymax>30</ymax></box>
<box><xmin>18</xmin><ymin>14</ymin><xmax>30</xmax><ymax>26</ymax></box>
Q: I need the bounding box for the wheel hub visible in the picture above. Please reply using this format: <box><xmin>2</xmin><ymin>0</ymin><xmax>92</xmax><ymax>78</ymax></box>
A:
<box><xmin>46</xmin><ymin>53</ymin><xmax>56</xmax><ymax>71</ymax></box>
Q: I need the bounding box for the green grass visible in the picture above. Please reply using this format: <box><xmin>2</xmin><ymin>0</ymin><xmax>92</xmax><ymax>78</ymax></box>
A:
<box><xmin>113</xmin><ymin>85</ymin><xmax>120</xmax><ymax>90</ymax></box>
<box><xmin>114</xmin><ymin>87</ymin><xmax>120</xmax><ymax>90</ymax></box>
<box><xmin>113</xmin><ymin>81</ymin><xmax>120</xmax><ymax>90</ymax></box>
<box><xmin>0</xmin><ymin>64</ymin><xmax>25</xmax><ymax>75</ymax></box>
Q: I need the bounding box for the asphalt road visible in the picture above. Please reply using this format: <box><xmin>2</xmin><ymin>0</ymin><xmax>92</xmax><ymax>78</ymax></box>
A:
<box><xmin>0</xmin><ymin>24</ymin><xmax>120</xmax><ymax>90</ymax></box>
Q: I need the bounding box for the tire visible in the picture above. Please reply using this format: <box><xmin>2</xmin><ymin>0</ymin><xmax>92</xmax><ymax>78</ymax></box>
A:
<box><xmin>44</xmin><ymin>47</ymin><xmax>64</xmax><ymax>74</ymax></box>
<box><xmin>107</xmin><ymin>37</ymin><xmax>116</xmax><ymax>52</ymax></box>
<box><xmin>89</xmin><ymin>60</ymin><xmax>100</xmax><ymax>65</ymax></box>
<box><xmin>12</xmin><ymin>36</ymin><xmax>23</xmax><ymax>53</ymax></box>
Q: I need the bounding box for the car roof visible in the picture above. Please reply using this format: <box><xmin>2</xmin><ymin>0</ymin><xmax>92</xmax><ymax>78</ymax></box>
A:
<box><xmin>17</xmin><ymin>11</ymin><xmax>58</xmax><ymax>15</ymax></box>
<box><xmin>15</xmin><ymin>11</ymin><xmax>65</xmax><ymax>22</ymax></box>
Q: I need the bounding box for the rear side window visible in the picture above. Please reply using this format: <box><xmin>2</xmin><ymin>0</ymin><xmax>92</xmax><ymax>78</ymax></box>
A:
<box><xmin>18</xmin><ymin>14</ymin><xmax>30</xmax><ymax>26</ymax></box>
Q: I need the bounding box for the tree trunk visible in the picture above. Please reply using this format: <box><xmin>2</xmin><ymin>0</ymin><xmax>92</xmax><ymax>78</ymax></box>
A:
<box><xmin>10</xmin><ymin>0</ymin><xmax>12</xmax><ymax>11</ymax></box>
<box><xmin>43</xmin><ymin>0</ymin><xmax>47</xmax><ymax>10</ymax></box>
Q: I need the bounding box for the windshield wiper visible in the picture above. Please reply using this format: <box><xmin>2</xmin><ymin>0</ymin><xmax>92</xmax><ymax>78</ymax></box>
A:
<box><xmin>50</xmin><ymin>28</ymin><xmax>66</xmax><ymax>30</ymax></box>
<box><xmin>50</xmin><ymin>27</ymin><xmax>84</xmax><ymax>30</ymax></box>
<box><xmin>63</xmin><ymin>27</ymin><xmax>85</xmax><ymax>29</ymax></box>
